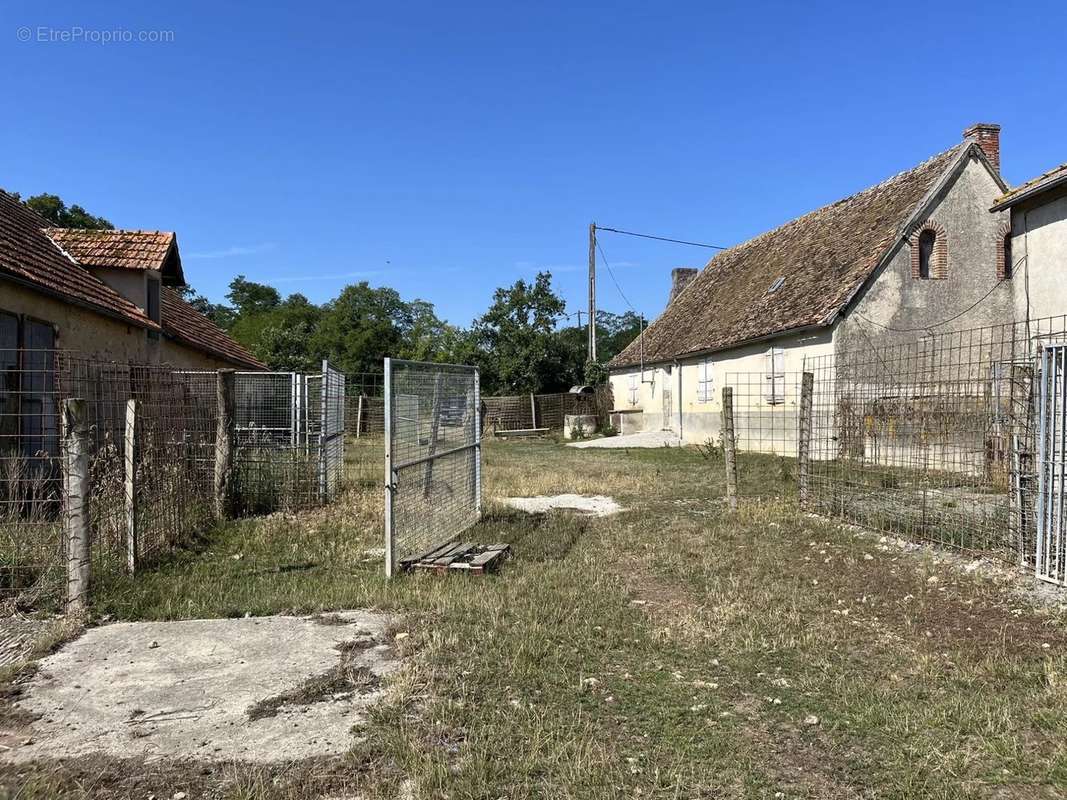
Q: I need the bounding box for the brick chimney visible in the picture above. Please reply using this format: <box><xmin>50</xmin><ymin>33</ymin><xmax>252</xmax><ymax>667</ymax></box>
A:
<box><xmin>669</xmin><ymin>267</ymin><xmax>698</xmax><ymax>303</ymax></box>
<box><xmin>964</xmin><ymin>122</ymin><xmax>1001</xmax><ymax>174</ymax></box>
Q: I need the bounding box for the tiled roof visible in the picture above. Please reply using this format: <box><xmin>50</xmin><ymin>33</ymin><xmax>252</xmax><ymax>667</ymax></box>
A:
<box><xmin>0</xmin><ymin>190</ymin><xmax>158</xmax><ymax>330</ymax></box>
<box><xmin>45</xmin><ymin>227</ymin><xmax>184</xmax><ymax>284</ymax></box>
<box><xmin>610</xmin><ymin>144</ymin><xmax>968</xmax><ymax>368</ymax></box>
<box><xmin>992</xmin><ymin>163</ymin><xmax>1067</xmax><ymax>210</ymax></box>
<box><xmin>161</xmin><ymin>288</ymin><xmax>266</xmax><ymax>370</ymax></box>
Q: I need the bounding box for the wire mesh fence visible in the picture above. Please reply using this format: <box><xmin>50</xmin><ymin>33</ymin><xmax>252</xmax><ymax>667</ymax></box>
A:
<box><xmin>345</xmin><ymin>372</ymin><xmax>385</xmax><ymax>487</ymax></box>
<box><xmin>1</xmin><ymin>351</ymin><xmax>348</xmax><ymax>609</ymax></box>
<box><xmin>482</xmin><ymin>391</ymin><xmax>600</xmax><ymax>435</ymax></box>
<box><xmin>385</xmin><ymin>359</ymin><xmax>480</xmax><ymax>575</ymax></box>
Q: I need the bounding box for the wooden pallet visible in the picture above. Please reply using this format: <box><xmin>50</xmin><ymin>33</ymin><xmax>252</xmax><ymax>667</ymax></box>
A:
<box><xmin>401</xmin><ymin>541</ymin><xmax>511</xmax><ymax>575</ymax></box>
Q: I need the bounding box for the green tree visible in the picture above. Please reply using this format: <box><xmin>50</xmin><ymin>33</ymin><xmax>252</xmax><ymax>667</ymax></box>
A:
<box><xmin>23</xmin><ymin>193</ymin><xmax>113</xmax><ymax>229</ymax></box>
<box><xmin>470</xmin><ymin>272</ymin><xmax>572</xmax><ymax>394</ymax></box>
<box><xmin>226</xmin><ymin>275</ymin><xmax>281</xmax><ymax>317</ymax></box>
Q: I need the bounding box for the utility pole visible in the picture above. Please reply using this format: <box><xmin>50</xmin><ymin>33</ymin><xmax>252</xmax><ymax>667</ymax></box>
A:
<box><xmin>588</xmin><ymin>222</ymin><xmax>597</xmax><ymax>362</ymax></box>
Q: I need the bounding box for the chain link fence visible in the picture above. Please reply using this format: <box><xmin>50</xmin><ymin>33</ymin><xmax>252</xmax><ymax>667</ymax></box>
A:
<box><xmin>482</xmin><ymin>390</ymin><xmax>602</xmax><ymax>435</ymax></box>
<box><xmin>384</xmin><ymin>359</ymin><xmax>480</xmax><ymax>575</ymax></box>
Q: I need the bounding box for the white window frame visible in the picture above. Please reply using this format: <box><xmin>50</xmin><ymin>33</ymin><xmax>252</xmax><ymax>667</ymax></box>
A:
<box><xmin>628</xmin><ymin>373</ymin><xmax>639</xmax><ymax>406</ymax></box>
<box><xmin>696</xmin><ymin>359</ymin><xmax>714</xmax><ymax>403</ymax></box>
<box><xmin>765</xmin><ymin>347</ymin><xmax>785</xmax><ymax>405</ymax></box>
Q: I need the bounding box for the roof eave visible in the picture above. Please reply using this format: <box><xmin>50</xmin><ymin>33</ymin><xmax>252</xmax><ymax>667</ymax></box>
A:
<box><xmin>991</xmin><ymin>172</ymin><xmax>1067</xmax><ymax>211</ymax></box>
<box><xmin>0</xmin><ymin>269</ymin><xmax>158</xmax><ymax>331</ymax></box>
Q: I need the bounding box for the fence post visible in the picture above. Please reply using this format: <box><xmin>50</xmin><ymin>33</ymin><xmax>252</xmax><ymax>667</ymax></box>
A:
<box><xmin>721</xmin><ymin>386</ymin><xmax>738</xmax><ymax>511</ymax></box>
<box><xmin>63</xmin><ymin>398</ymin><xmax>90</xmax><ymax>611</ymax></box>
<box><xmin>798</xmin><ymin>371</ymin><xmax>814</xmax><ymax>507</ymax></box>
<box><xmin>319</xmin><ymin>359</ymin><xmax>329</xmax><ymax>503</ymax></box>
<box><xmin>1010</xmin><ymin>362</ymin><xmax>1034</xmax><ymax>568</ymax></box>
<box><xmin>384</xmin><ymin>358</ymin><xmax>395</xmax><ymax>578</ymax></box>
<box><xmin>529</xmin><ymin>393</ymin><xmax>537</xmax><ymax>429</ymax></box>
<box><xmin>214</xmin><ymin>369</ymin><xmax>236</xmax><ymax>519</ymax></box>
<box><xmin>474</xmin><ymin>368</ymin><xmax>482</xmax><ymax>519</ymax></box>
<box><xmin>356</xmin><ymin>394</ymin><xmax>364</xmax><ymax>439</ymax></box>
<box><xmin>124</xmin><ymin>399</ymin><xmax>139</xmax><ymax>574</ymax></box>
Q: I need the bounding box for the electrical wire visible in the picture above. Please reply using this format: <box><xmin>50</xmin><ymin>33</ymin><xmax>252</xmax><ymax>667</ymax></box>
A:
<box><xmin>852</xmin><ymin>273</ymin><xmax>1013</xmax><ymax>334</ymax></box>
<box><xmin>595</xmin><ymin>239</ymin><xmax>637</xmax><ymax>313</ymax></box>
<box><xmin>596</xmin><ymin>226</ymin><xmax>728</xmax><ymax>250</ymax></box>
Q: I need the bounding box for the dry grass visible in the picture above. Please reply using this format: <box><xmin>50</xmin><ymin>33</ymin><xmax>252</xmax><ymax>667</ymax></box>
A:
<box><xmin>1</xmin><ymin>439</ymin><xmax>1064</xmax><ymax>799</ymax></box>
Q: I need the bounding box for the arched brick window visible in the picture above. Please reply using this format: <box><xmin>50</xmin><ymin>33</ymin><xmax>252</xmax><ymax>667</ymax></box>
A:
<box><xmin>909</xmin><ymin>221</ymin><xmax>948</xmax><ymax>280</ymax></box>
<box><xmin>995</xmin><ymin>223</ymin><xmax>1013</xmax><ymax>280</ymax></box>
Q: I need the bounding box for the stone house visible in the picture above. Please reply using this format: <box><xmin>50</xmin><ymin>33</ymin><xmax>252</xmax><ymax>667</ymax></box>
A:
<box><xmin>991</xmin><ymin>161</ymin><xmax>1067</xmax><ymax>323</ymax></box>
<box><xmin>607</xmin><ymin>124</ymin><xmax>1014</xmax><ymax>446</ymax></box>
<box><xmin>1</xmin><ymin>189</ymin><xmax>264</xmax><ymax>459</ymax></box>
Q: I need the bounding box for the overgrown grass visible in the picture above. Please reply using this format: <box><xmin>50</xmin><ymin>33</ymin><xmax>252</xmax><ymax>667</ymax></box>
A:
<box><xmin>3</xmin><ymin>440</ymin><xmax>1065</xmax><ymax>799</ymax></box>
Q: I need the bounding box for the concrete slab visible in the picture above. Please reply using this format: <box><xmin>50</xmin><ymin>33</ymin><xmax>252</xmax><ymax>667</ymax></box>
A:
<box><xmin>1</xmin><ymin>611</ymin><xmax>398</xmax><ymax>764</ymax></box>
<box><xmin>568</xmin><ymin>431</ymin><xmax>682</xmax><ymax>449</ymax></box>
<box><xmin>503</xmin><ymin>494</ymin><xmax>623</xmax><ymax>517</ymax></box>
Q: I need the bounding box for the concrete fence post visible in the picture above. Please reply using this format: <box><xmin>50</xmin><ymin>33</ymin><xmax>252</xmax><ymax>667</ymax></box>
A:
<box><xmin>63</xmin><ymin>398</ymin><xmax>90</xmax><ymax>611</ymax></box>
<box><xmin>798</xmin><ymin>371</ymin><xmax>814</xmax><ymax>507</ymax></box>
<box><xmin>356</xmin><ymin>394</ymin><xmax>364</xmax><ymax>439</ymax></box>
<box><xmin>124</xmin><ymin>399</ymin><xmax>139</xmax><ymax>574</ymax></box>
<box><xmin>214</xmin><ymin>369</ymin><xmax>236</xmax><ymax>519</ymax></box>
<box><xmin>721</xmin><ymin>386</ymin><xmax>738</xmax><ymax>511</ymax></box>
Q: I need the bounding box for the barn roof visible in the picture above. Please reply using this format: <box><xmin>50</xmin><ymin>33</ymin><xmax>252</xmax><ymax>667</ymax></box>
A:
<box><xmin>610</xmin><ymin>142</ymin><xmax>977</xmax><ymax>368</ymax></box>
<box><xmin>0</xmin><ymin>190</ymin><xmax>158</xmax><ymax>330</ymax></box>
<box><xmin>45</xmin><ymin>228</ymin><xmax>185</xmax><ymax>284</ymax></box>
<box><xmin>160</xmin><ymin>288</ymin><xmax>265</xmax><ymax>370</ymax></box>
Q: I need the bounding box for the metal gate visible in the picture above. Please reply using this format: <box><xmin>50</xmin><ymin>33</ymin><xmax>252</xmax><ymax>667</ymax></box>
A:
<box><xmin>1036</xmin><ymin>344</ymin><xmax>1067</xmax><ymax>585</ymax></box>
<box><xmin>384</xmin><ymin>359</ymin><xmax>481</xmax><ymax>576</ymax></box>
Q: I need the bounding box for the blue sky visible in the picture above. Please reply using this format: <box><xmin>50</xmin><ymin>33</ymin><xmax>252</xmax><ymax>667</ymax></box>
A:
<box><xmin>3</xmin><ymin>1</ymin><xmax>1067</xmax><ymax>326</ymax></box>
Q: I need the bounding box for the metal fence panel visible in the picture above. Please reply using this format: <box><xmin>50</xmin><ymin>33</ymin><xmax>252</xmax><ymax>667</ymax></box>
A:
<box><xmin>1036</xmin><ymin>344</ymin><xmax>1067</xmax><ymax>585</ymax></box>
<box><xmin>384</xmin><ymin>359</ymin><xmax>480</xmax><ymax>576</ymax></box>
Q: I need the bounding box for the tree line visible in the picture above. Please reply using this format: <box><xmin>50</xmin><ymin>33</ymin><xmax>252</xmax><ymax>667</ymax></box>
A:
<box><xmin>21</xmin><ymin>192</ymin><xmax>641</xmax><ymax>395</ymax></box>
<box><xmin>176</xmin><ymin>274</ymin><xmax>640</xmax><ymax>395</ymax></box>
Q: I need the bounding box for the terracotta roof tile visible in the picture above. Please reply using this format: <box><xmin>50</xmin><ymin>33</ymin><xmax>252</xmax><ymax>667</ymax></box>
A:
<box><xmin>992</xmin><ymin>162</ymin><xmax>1067</xmax><ymax>210</ymax></box>
<box><xmin>0</xmin><ymin>190</ymin><xmax>158</xmax><ymax>330</ymax></box>
<box><xmin>610</xmin><ymin>144</ymin><xmax>966</xmax><ymax>368</ymax></box>
<box><xmin>161</xmin><ymin>288</ymin><xmax>266</xmax><ymax>370</ymax></box>
<box><xmin>45</xmin><ymin>227</ymin><xmax>184</xmax><ymax>283</ymax></box>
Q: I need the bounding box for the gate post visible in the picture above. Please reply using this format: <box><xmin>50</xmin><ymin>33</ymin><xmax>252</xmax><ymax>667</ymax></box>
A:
<box><xmin>384</xmin><ymin>358</ymin><xmax>395</xmax><ymax>578</ymax></box>
<box><xmin>798</xmin><ymin>371</ymin><xmax>814</xmax><ymax>506</ymax></box>
<box><xmin>318</xmin><ymin>359</ymin><xmax>329</xmax><ymax>504</ymax></box>
<box><xmin>722</xmin><ymin>386</ymin><xmax>738</xmax><ymax>511</ymax></box>
<box><xmin>63</xmin><ymin>398</ymin><xmax>90</xmax><ymax>611</ymax></box>
<box><xmin>214</xmin><ymin>369</ymin><xmax>236</xmax><ymax>519</ymax></box>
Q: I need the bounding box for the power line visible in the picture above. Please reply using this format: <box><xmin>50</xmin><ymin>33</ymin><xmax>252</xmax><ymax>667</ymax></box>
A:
<box><xmin>595</xmin><ymin>238</ymin><xmax>637</xmax><ymax>313</ymax></box>
<box><xmin>852</xmin><ymin>276</ymin><xmax>1010</xmax><ymax>334</ymax></box>
<box><xmin>596</xmin><ymin>225</ymin><xmax>728</xmax><ymax>250</ymax></box>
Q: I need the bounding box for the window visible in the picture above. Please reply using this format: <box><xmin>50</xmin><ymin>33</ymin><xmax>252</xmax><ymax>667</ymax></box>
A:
<box><xmin>765</xmin><ymin>347</ymin><xmax>785</xmax><ymax>405</ymax></box>
<box><xmin>0</xmin><ymin>312</ymin><xmax>58</xmax><ymax>460</ymax></box>
<box><xmin>910</xmin><ymin>221</ymin><xmax>947</xmax><ymax>280</ymax></box>
<box><xmin>1001</xmin><ymin>233</ymin><xmax>1013</xmax><ymax>280</ymax></box>
<box><xmin>146</xmin><ymin>276</ymin><xmax>161</xmax><ymax>340</ymax></box>
<box><xmin>696</xmin><ymin>359</ymin><xmax>713</xmax><ymax>403</ymax></box>
<box><xmin>0</xmin><ymin>312</ymin><xmax>18</xmax><ymax>452</ymax></box>
<box><xmin>767</xmin><ymin>276</ymin><xmax>785</xmax><ymax>294</ymax></box>
<box><xmin>628</xmin><ymin>373</ymin><xmax>639</xmax><ymax>406</ymax></box>
<box><xmin>917</xmin><ymin>229</ymin><xmax>935</xmax><ymax>279</ymax></box>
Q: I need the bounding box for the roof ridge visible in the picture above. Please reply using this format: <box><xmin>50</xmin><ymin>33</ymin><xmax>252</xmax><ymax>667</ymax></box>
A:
<box><xmin>702</xmin><ymin>143</ymin><xmax>966</xmax><ymax>268</ymax></box>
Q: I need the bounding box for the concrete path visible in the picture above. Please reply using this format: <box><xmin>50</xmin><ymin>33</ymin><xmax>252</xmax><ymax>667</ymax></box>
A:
<box><xmin>1</xmin><ymin>611</ymin><xmax>398</xmax><ymax>764</ymax></box>
<box><xmin>568</xmin><ymin>430</ymin><xmax>682</xmax><ymax>449</ymax></box>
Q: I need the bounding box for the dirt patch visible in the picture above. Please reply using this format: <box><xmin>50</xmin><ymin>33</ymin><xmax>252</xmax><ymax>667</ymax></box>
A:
<box><xmin>0</xmin><ymin>610</ymin><xmax>398</xmax><ymax>764</ymax></box>
<box><xmin>568</xmin><ymin>431</ymin><xmax>682</xmax><ymax>449</ymax></box>
<box><xmin>503</xmin><ymin>494</ymin><xmax>623</xmax><ymax>517</ymax></box>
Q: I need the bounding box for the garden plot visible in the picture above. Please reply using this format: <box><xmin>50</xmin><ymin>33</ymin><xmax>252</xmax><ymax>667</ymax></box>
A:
<box><xmin>0</xmin><ymin>611</ymin><xmax>398</xmax><ymax>764</ymax></box>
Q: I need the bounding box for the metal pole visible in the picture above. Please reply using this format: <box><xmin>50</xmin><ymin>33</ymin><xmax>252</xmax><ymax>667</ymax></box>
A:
<box><xmin>319</xmin><ymin>360</ymin><xmax>329</xmax><ymax>503</ymax></box>
<box><xmin>384</xmin><ymin>358</ymin><xmax>395</xmax><ymax>578</ymax></box>
<box><xmin>474</xmin><ymin>368</ymin><xmax>482</xmax><ymax>520</ymax></box>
